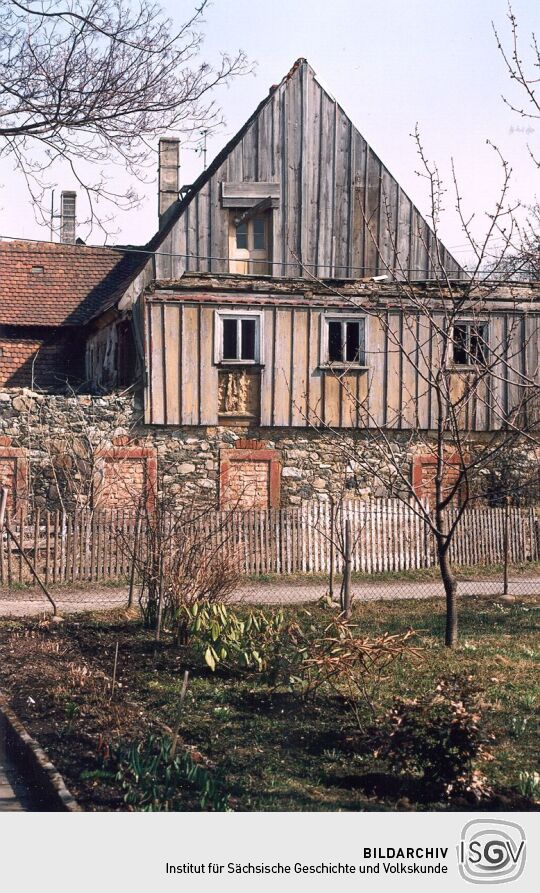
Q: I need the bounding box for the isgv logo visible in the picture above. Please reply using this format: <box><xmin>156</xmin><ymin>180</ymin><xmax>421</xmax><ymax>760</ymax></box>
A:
<box><xmin>458</xmin><ymin>820</ymin><xmax>526</xmax><ymax>885</ymax></box>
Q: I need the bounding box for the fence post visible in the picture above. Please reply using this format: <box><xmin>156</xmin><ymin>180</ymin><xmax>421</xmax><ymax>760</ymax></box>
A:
<box><xmin>328</xmin><ymin>499</ymin><xmax>335</xmax><ymax>601</ymax></box>
<box><xmin>342</xmin><ymin>517</ymin><xmax>352</xmax><ymax>619</ymax></box>
<box><xmin>503</xmin><ymin>497</ymin><xmax>510</xmax><ymax>596</ymax></box>
<box><xmin>128</xmin><ymin>515</ymin><xmax>142</xmax><ymax>608</ymax></box>
<box><xmin>0</xmin><ymin>487</ymin><xmax>7</xmax><ymax>529</ymax></box>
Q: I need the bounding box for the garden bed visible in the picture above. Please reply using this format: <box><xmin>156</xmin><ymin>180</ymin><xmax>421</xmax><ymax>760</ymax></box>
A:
<box><xmin>0</xmin><ymin>596</ymin><xmax>538</xmax><ymax>811</ymax></box>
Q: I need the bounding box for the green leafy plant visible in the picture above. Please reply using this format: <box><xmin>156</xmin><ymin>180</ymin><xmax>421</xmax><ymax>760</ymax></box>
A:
<box><xmin>182</xmin><ymin>601</ymin><xmax>290</xmax><ymax>673</ymax></box>
<box><xmin>509</xmin><ymin>715</ymin><xmax>530</xmax><ymax>738</ymax></box>
<box><xmin>373</xmin><ymin>675</ymin><xmax>492</xmax><ymax>799</ymax></box>
<box><xmin>80</xmin><ymin>769</ymin><xmax>117</xmax><ymax>782</ymax></box>
<box><xmin>115</xmin><ymin>734</ymin><xmax>228</xmax><ymax>812</ymax></box>
<box><xmin>61</xmin><ymin>700</ymin><xmax>80</xmax><ymax>736</ymax></box>
<box><xmin>517</xmin><ymin>771</ymin><xmax>540</xmax><ymax>801</ymax></box>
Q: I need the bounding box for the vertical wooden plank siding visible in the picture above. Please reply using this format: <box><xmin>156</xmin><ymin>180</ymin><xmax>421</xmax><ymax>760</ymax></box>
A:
<box><xmin>273</xmin><ymin>308</ymin><xmax>293</xmax><ymax>425</ymax></box>
<box><xmin>385</xmin><ymin>312</ymin><xmax>401</xmax><ymax>428</ymax></box>
<box><xmin>199</xmin><ymin>306</ymin><xmax>218</xmax><ymax>424</ymax></box>
<box><xmin>161</xmin><ymin>61</ymin><xmax>462</xmax><ymax>284</ymax></box>
<box><xmin>260</xmin><ymin>307</ymin><xmax>275</xmax><ymax>426</ymax></box>
<box><xmin>148</xmin><ymin>303</ymin><xmax>165</xmax><ymax>424</ymax></box>
<box><xmin>291</xmin><ymin>309</ymin><xmax>309</xmax><ymax>425</ymax></box>
<box><xmin>307</xmin><ymin>309</ymin><xmax>322</xmax><ymax>424</ymax></box>
<box><xmin>163</xmin><ymin>304</ymin><xmax>181</xmax><ymax>425</ymax></box>
<box><xmin>146</xmin><ymin>295</ymin><xmax>536</xmax><ymax>432</ymax></box>
<box><xmin>181</xmin><ymin>305</ymin><xmax>200</xmax><ymax>424</ymax></box>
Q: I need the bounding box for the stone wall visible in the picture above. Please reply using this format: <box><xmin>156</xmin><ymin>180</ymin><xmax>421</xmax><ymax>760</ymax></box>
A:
<box><xmin>1</xmin><ymin>387</ymin><xmax>538</xmax><ymax>511</ymax></box>
<box><xmin>0</xmin><ymin>389</ymin><xmax>136</xmax><ymax>510</ymax></box>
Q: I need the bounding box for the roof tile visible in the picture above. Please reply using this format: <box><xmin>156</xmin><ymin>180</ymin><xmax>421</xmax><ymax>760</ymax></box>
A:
<box><xmin>0</xmin><ymin>240</ymin><xmax>144</xmax><ymax>327</ymax></box>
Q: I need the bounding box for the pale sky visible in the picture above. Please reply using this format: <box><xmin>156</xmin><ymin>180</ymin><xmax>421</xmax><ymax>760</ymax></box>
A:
<box><xmin>1</xmin><ymin>0</ymin><xmax>539</xmax><ymax>270</ymax></box>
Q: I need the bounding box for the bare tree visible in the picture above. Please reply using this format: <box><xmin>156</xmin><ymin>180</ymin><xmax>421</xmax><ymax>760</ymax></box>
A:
<box><xmin>489</xmin><ymin>4</ymin><xmax>540</xmax><ymax>278</ymax></box>
<box><xmin>0</xmin><ymin>0</ymin><xmax>249</xmax><ymax>233</ymax></box>
<box><xmin>297</xmin><ymin>134</ymin><xmax>540</xmax><ymax>649</ymax></box>
<box><xmin>493</xmin><ymin>2</ymin><xmax>540</xmax><ymax>169</ymax></box>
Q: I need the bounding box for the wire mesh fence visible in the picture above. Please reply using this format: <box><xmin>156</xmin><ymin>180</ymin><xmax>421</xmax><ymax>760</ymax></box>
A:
<box><xmin>1</xmin><ymin>499</ymin><xmax>540</xmax><ymax>616</ymax></box>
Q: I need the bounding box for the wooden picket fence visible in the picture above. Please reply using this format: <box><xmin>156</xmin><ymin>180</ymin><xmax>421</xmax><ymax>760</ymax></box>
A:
<box><xmin>1</xmin><ymin>500</ymin><xmax>539</xmax><ymax>587</ymax></box>
<box><xmin>0</xmin><ymin>508</ymin><xmax>140</xmax><ymax>587</ymax></box>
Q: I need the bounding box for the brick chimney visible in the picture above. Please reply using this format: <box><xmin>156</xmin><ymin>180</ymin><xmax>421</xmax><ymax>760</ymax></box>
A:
<box><xmin>158</xmin><ymin>138</ymin><xmax>180</xmax><ymax>223</ymax></box>
<box><xmin>60</xmin><ymin>190</ymin><xmax>76</xmax><ymax>243</ymax></box>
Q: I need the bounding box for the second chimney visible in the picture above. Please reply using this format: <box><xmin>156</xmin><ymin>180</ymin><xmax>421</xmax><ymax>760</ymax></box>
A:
<box><xmin>60</xmin><ymin>190</ymin><xmax>76</xmax><ymax>244</ymax></box>
<box><xmin>158</xmin><ymin>138</ymin><xmax>180</xmax><ymax>223</ymax></box>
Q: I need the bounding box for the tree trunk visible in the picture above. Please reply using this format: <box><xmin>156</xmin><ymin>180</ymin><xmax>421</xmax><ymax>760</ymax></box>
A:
<box><xmin>437</xmin><ymin>540</ymin><xmax>458</xmax><ymax>648</ymax></box>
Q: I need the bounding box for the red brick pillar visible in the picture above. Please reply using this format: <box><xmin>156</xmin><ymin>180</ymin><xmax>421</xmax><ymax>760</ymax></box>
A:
<box><xmin>0</xmin><ymin>435</ymin><xmax>28</xmax><ymax>513</ymax></box>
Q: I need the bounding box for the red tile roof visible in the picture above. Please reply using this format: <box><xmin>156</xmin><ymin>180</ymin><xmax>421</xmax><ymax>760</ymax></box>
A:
<box><xmin>0</xmin><ymin>240</ymin><xmax>144</xmax><ymax>327</ymax></box>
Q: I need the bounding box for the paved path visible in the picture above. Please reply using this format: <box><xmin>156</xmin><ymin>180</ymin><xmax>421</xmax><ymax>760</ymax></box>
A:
<box><xmin>0</xmin><ymin>576</ymin><xmax>539</xmax><ymax>615</ymax></box>
<box><xmin>241</xmin><ymin>577</ymin><xmax>540</xmax><ymax>604</ymax></box>
<box><xmin>0</xmin><ymin>735</ymin><xmax>32</xmax><ymax>811</ymax></box>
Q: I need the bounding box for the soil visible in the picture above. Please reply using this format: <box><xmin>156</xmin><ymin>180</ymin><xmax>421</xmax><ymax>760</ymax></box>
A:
<box><xmin>0</xmin><ymin>614</ymin><xmax>155</xmax><ymax>810</ymax></box>
<box><xmin>0</xmin><ymin>599</ymin><xmax>538</xmax><ymax>812</ymax></box>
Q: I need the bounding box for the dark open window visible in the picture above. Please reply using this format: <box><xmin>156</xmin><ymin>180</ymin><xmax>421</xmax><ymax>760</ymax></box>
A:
<box><xmin>328</xmin><ymin>322</ymin><xmax>342</xmax><ymax>362</ymax></box>
<box><xmin>242</xmin><ymin>318</ymin><xmax>256</xmax><ymax>360</ymax></box>
<box><xmin>220</xmin><ymin>315</ymin><xmax>260</xmax><ymax>362</ymax></box>
<box><xmin>453</xmin><ymin>322</ymin><xmax>487</xmax><ymax>365</ymax></box>
<box><xmin>223</xmin><ymin>319</ymin><xmax>238</xmax><ymax>360</ymax></box>
<box><xmin>326</xmin><ymin>318</ymin><xmax>365</xmax><ymax>365</ymax></box>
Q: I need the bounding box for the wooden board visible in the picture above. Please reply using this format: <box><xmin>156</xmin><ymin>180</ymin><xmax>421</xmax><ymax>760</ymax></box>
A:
<box><xmin>273</xmin><ymin>308</ymin><xmax>293</xmax><ymax>425</ymax></box>
<box><xmin>163</xmin><ymin>304</ymin><xmax>181</xmax><ymax>425</ymax></box>
<box><xmin>291</xmin><ymin>308</ymin><xmax>309</xmax><ymax>425</ymax></box>
<box><xmin>199</xmin><ymin>306</ymin><xmax>218</xmax><ymax>424</ymax></box>
<box><xmin>181</xmin><ymin>305</ymin><xmax>200</xmax><ymax>424</ymax></box>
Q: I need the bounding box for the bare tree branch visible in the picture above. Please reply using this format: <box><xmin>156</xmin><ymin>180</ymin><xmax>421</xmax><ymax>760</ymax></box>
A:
<box><xmin>0</xmin><ymin>0</ymin><xmax>251</xmax><ymax>235</ymax></box>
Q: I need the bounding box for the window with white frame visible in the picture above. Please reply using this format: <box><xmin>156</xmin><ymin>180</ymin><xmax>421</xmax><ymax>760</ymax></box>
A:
<box><xmin>322</xmin><ymin>316</ymin><xmax>367</xmax><ymax>366</ymax></box>
<box><xmin>452</xmin><ymin>321</ymin><xmax>488</xmax><ymax>366</ymax></box>
<box><xmin>215</xmin><ymin>311</ymin><xmax>263</xmax><ymax>364</ymax></box>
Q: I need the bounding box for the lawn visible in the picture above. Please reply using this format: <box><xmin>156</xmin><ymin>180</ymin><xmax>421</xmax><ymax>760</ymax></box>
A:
<box><xmin>0</xmin><ymin>594</ymin><xmax>538</xmax><ymax>811</ymax></box>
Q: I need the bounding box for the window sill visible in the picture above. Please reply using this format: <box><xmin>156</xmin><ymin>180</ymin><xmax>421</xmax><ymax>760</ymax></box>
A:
<box><xmin>319</xmin><ymin>363</ymin><xmax>369</xmax><ymax>372</ymax></box>
<box><xmin>218</xmin><ymin>411</ymin><xmax>258</xmax><ymax>417</ymax></box>
<box><xmin>217</xmin><ymin>361</ymin><xmax>265</xmax><ymax>368</ymax></box>
<box><xmin>448</xmin><ymin>364</ymin><xmax>482</xmax><ymax>371</ymax></box>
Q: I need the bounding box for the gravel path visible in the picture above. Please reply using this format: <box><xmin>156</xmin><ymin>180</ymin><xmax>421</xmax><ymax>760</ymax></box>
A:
<box><xmin>1</xmin><ymin>576</ymin><xmax>540</xmax><ymax>616</ymax></box>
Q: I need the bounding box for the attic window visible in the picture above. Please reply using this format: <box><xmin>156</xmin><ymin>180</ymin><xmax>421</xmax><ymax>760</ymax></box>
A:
<box><xmin>229</xmin><ymin>212</ymin><xmax>270</xmax><ymax>274</ymax></box>
<box><xmin>30</xmin><ymin>265</ymin><xmax>44</xmax><ymax>274</ymax></box>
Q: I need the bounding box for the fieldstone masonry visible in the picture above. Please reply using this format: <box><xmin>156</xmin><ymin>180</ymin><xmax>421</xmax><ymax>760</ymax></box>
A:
<box><xmin>2</xmin><ymin>387</ymin><xmax>535</xmax><ymax>511</ymax></box>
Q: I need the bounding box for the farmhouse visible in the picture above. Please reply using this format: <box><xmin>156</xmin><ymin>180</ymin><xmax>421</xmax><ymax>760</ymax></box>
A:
<box><xmin>1</xmin><ymin>59</ymin><xmax>539</xmax><ymax>513</ymax></box>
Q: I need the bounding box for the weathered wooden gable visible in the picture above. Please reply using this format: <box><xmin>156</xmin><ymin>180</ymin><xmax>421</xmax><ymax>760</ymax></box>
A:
<box><xmin>155</xmin><ymin>60</ymin><xmax>462</xmax><ymax>282</ymax></box>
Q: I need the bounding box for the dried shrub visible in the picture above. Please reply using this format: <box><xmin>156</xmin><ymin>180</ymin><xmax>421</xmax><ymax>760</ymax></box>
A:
<box><xmin>297</xmin><ymin>617</ymin><xmax>421</xmax><ymax>724</ymax></box>
<box><xmin>163</xmin><ymin>530</ymin><xmax>243</xmax><ymax>644</ymax></box>
<box><xmin>373</xmin><ymin>674</ymin><xmax>493</xmax><ymax>800</ymax></box>
<box><xmin>166</xmin><ymin>529</ymin><xmax>241</xmax><ymax>607</ymax></box>
<box><xmin>124</xmin><ymin>505</ymin><xmax>243</xmax><ymax>633</ymax></box>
